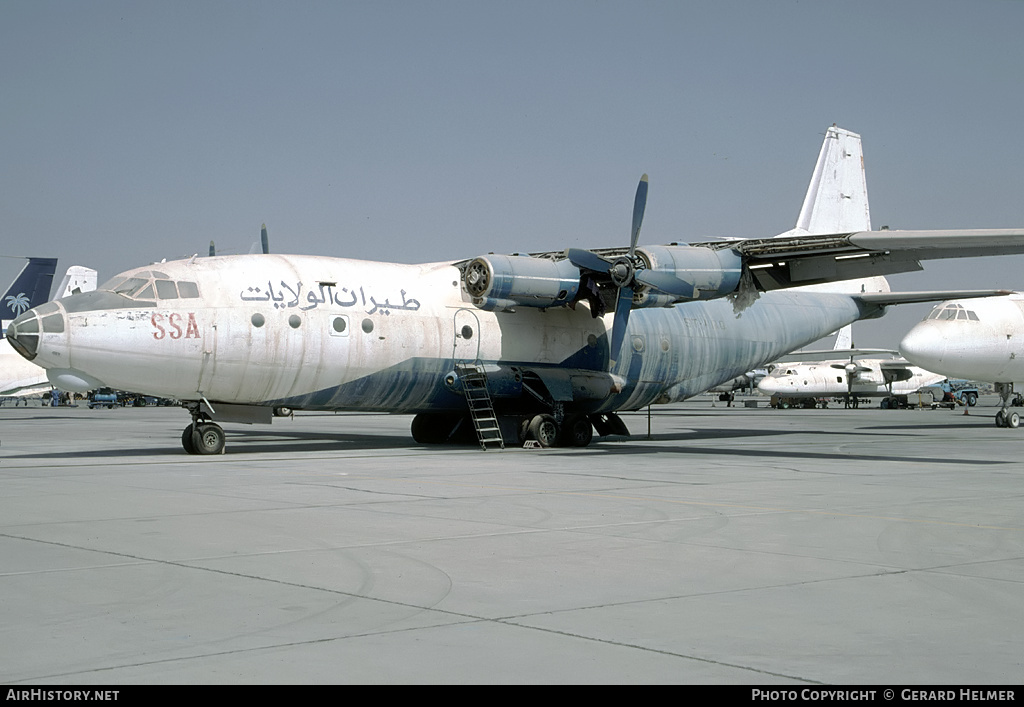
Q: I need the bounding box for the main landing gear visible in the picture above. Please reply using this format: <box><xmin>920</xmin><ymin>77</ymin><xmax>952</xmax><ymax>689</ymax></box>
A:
<box><xmin>410</xmin><ymin>411</ymin><xmax>628</xmax><ymax>448</ymax></box>
<box><xmin>520</xmin><ymin>413</ymin><xmax>594</xmax><ymax>448</ymax></box>
<box><xmin>994</xmin><ymin>382</ymin><xmax>1021</xmax><ymax>429</ymax></box>
<box><xmin>181</xmin><ymin>403</ymin><xmax>226</xmax><ymax>454</ymax></box>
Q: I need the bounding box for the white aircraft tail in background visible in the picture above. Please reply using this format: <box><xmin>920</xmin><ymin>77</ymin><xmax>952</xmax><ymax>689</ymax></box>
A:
<box><xmin>56</xmin><ymin>266</ymin><xmax>98</xmax><ymax>298</ymax></box>
<box><xmin>776</xmin><ymin>124</ymin><xmax>871</xmax><ymax>238</ymax></box>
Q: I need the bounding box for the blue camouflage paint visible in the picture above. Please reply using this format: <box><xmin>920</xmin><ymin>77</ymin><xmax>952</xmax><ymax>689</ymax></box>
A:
<box><xmin>272</xmin><ymin>288</ymin><xmax>867</xmax><ymax>414</ymax></box>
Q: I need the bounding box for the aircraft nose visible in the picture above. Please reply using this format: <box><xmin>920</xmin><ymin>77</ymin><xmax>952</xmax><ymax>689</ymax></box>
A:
<box><xmin>6</xmin><ymin>306</ymin><xmax>49</xmax><ymax>361</ymax></box>
<box><xmin>900</xmin><ymin>321</ymin><xmax>946</xmax><ymax>370</ymax></box>
<box><xmin>757</xmin><ymin>377</ymin><xmax>780</xmax><ymax>394</ymax></box>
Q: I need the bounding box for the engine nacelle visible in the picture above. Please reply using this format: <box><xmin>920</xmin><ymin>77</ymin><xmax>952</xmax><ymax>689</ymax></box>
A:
<box><xmin>634</xmin><ymin>245</ymin><xmax>743</xmax><ymax>306</ymax></box>
<box><xmin>464</xmin><ymin>255</ymin><xmax>580</xmax><ymax>311</ymax></box>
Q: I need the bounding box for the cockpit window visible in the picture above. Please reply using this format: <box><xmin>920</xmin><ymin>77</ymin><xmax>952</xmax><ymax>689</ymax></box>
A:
<box><xmin>155</xmin><ymin>280</ymin><xmax>178</xmax><ymax>299</ymax></box>
<box><xmin>926</xmin><ymin>303</ymin><xmax>979</xmax><ymax>322</ymax></box>
<box><xmin>100</xmin><ymin>273</ymin><xmax>200</xmax><ymax>301</ymax></box>
<box><xmin>112</xmin><ymin>278</ymin><xmax>150</xmax><ymax>297</ymax></box>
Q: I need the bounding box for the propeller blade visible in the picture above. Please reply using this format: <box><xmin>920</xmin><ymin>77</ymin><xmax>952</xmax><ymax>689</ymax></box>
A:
<box><xmin>629</xmin><ymin>174</ymin><xmax>648</xmax><ymax>258</ymax></box>
<box><xmin>609</xmin><ymin>285</ymin><xmax>634</xmax><ymax>363</ymax></box>
<box><xmin>635</xmin><ymin>269</ymin><xmax>695</xmax><ymax>298</ymax></box>
<box><xmin>567</xmin><ymin>247</ymin><xmax>614</xmax><ymax>273</ymax></box>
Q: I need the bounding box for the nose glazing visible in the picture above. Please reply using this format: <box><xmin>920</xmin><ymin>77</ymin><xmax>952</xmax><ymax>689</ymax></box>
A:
<box><xmin>6</xmin><ymin>302</ymin><xmax>65</xmax><ymax>362</ymax></box>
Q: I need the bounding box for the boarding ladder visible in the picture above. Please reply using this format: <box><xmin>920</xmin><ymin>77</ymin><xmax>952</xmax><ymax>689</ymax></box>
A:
<box><xmin>455</xmin><ymin>361</ymin><xmax>505</xmax><ymax>450</ymax></box>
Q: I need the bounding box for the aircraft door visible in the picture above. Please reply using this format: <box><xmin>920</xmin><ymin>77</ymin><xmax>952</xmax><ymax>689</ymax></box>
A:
<box><xmin>197</xmin><ymin>321</ymin><xmax>218</xmax><ymax>396</ymax></box>
<box><xmin>453</xmin><ymin>308</ymin><xmax>481</xmax><ymax>363</ymax></box>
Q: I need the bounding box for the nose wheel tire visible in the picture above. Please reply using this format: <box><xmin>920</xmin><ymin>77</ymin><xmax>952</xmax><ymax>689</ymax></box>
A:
<box><xmin>183</xmin><ymin>422</ymin><xmax>226</xmax><ymax>454</ymax></box>
<box><xmin>995</xmin><ymin>411</ymin><xmax>1019</xmax><ymax>428</ymax></box>
<box><xmin>182</xmin><ymin>424</ymin><xmax>197</xmax><ymax>454</ymax></box>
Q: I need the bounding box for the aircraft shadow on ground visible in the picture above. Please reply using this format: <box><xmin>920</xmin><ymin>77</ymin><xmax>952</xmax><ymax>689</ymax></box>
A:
<box><xmin>547</xmin><ymin>425</ymin><xmax>1007</xmax><ymax>466</ymax></box>
<box><xmin>1</xmin><ymin>427</ymin><xmax>417</xmax><ymax>459</ymax></box>
<box><xmin>1</xmin><ymin>419</ymin><xmax>1006</xmax><ymax>463</ymax></box>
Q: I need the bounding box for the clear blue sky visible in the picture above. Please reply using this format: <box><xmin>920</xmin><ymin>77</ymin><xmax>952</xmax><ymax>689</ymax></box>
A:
<box><xmin>3</xmin><ymin>0</ymin><xmax>1023</xmax><ymax>347</ymax></box>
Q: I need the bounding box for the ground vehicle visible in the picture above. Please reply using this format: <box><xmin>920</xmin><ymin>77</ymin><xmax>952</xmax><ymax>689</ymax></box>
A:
<box><xmin>88</xmin><ymin>388</ymin><xmax>121</xmax><ymax>409</ymax></box>
<box><xmin>923</xmin><ymin>379</ymin><xmax>980</xmax><ymax>409</ymax></box>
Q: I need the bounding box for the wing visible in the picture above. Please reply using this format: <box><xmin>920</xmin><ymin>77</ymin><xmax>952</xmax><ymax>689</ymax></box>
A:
<box><xmin>691</xmin><ymin>229</ymin><xmax>1024</xmax><ymax>291</ymax></box>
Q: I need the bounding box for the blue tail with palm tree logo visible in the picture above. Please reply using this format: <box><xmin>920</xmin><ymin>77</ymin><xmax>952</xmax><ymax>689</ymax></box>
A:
<box><xmin>2</xmin><ymin>257</ymin><xmax>58</xmax><ymax>330</ymax></box>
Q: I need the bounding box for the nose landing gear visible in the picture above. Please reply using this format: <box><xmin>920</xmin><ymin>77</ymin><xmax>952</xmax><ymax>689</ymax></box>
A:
<box><xmin>181</xmin><ymin>403</ymin><xmax>226</xmax><ymax>454</ymax></box>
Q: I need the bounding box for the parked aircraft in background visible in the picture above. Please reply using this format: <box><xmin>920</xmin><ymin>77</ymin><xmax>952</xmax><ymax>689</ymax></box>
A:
<box><xmin>901</xmin><ymin>295</ymin><xmax>1024</xmax><ymax>427</ymax></box>
<box><xmin>712</xmin><ymin>324</ymin><xmax>859</xmax><ymax>401</ymax></box>
<box><xmin>7</xmin><ymin>126</ymin><xmax>1024</xmax><ymax>453</ymax></box>
<box><xmin>1</xmin><ymin>264</ymin><xmax>97</xmax><ymax>397</ymax></box>
<box><xmin>1</xmin><ymin>257</ymin><xmax>57</xmax><ymax>334</ymax></box>
<box><xmin>757</xmin><ymin>349</ymin><xmax>945</xmax><ymax>409</ymax></box>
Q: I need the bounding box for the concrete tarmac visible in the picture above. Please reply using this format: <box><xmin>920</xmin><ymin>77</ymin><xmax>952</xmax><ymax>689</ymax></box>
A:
<box><xmin>1</xmin><ymin>397</ymin><xmax>1022</xmax><ymax>685</ymax></box>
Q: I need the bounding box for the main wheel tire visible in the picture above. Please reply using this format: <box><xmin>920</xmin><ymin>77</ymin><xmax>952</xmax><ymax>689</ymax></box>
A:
<box><xmin>527</xmin><ymin>414</ymin><xmax>559</xmax><ymax>448</ymax></box>
<box><xmin>1009</xmin><ymin>412</ymin><xmax>1020</xmax><ymax>429</ymax></box>
<box><xmin>191</xmin><ymin>422</ymin><xmax>226</xmax><ymax>455</ymax></box>
<box><xmin>996</xmin><ymin>411</ymin><xmax>1007</xmax><ymax>428</ymax></box>
<box><xmin>561</xmin><ymin>415</ymin><xmax>593</xmax><ymax>447</ymax></box>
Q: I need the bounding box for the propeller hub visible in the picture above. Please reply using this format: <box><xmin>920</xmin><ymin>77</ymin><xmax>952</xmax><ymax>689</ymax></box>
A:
<box><xmin>609</xmin><ymin>257</ymin><xmax>635</xmax><ymax>288</ymax></box>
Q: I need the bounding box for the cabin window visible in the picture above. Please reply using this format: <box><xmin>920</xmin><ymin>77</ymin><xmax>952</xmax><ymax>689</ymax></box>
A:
<box><xmin>331</xmin><ymin>316</ymin><xmax>348</xmax><ymax>335</ymax></box>
<box><xmin>362</xmin><ymin>318</ymin><xmax>374</xmax><ymax>333</ymax></box>
<box><xmin>251</xmin><ymin>313</ymin><xmax>265</xmax><ymax>328</ymax></box>
<box><xmin>177</xmin><ymin>281</ymin><xmax>200</xmax><ymax>298</ymax></box>
<box><xmin>288</xmin><ymin>315</ymin><xmax>302</xmax><ymax>329</ymax></box>
<box><xmin>461</xmin><ymin>325</ymin><xmax>473</xmax><ymax>340</ymax></box>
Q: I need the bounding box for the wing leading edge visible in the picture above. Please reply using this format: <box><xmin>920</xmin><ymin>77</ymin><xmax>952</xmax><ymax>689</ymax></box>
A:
<box><xmin>695</xmin><ymin>228</ymin><xmax>1024</xmax><ymax>292</ymax></box>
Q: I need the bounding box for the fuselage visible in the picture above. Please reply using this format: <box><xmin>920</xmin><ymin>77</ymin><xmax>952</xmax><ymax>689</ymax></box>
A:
<box><xmin>8</xmin><ymin>254</ymin><xmax>878</xmax><ymax>416</ymax></box>
<box><xmin>757</xmin><ymin>360</ymin><xmax>943</xmax><ymax>398</ymax></box>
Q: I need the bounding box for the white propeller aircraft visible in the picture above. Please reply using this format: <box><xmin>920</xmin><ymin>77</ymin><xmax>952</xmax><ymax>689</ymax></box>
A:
<box><xmin>8</xmin><ymin>126</ymin><xmax>1024</xmax><ymax>453</ymax></box>
<box><xmin>757</xmin><ymin>349</ymin><xmax>945</xmax><ymax>409</ymax></box>
<box><xmin>901</xmin><ymin>295</ymin><xmax>1024</xmax><ymax>427</ymax></box>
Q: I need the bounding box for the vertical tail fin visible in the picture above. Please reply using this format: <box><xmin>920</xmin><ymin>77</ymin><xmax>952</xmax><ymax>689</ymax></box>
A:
<box><xmin>2</xmin><ymin>257</ymin><xmax>57</xmax><ymax>321</ymax></box>
<box><xmin>777</xmin><ymin>125</ymin><xmax>871</xmax><ymax>237</ymax></box>
<box><xmin>833</xmin><ymin>324</ymin><xmax>853</xmax><ymax>351</ymax></box>
<box><xmin>55</xmin><ymin>266</ymin><xmax>98</xmax><ymax>298</ymax></box>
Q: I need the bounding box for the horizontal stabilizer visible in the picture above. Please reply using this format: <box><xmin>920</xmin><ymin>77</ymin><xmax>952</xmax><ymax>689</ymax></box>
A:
<box><xmin>854</xmin><ymin>289</ymin><xmax>1014</xmax><ymax>307</ymax></box>
<box><xmin>777</xmin><ymin>347</ymin><xmax>898</xmax><ymax>362</ymax></box>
